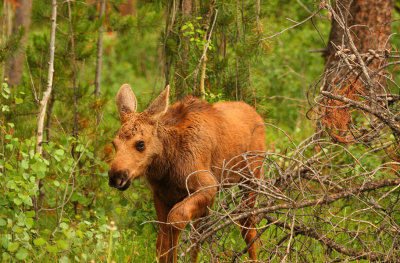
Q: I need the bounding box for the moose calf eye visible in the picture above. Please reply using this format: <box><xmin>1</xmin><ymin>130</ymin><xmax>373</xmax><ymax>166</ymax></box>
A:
<box><xmin>135</xmin><ymin>141</ymin><xmax>145</xmax><ymax>152</ymax></box>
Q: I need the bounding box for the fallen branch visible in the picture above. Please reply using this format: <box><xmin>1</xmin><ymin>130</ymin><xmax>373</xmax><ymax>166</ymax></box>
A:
<box><xmin>263</xmin><ymin>214</ymin><xmax>387</xmax><ymax>261</ymax></box>
<box><xmin>183</xmin><ymin>176</ymin><xmax>400</xmax><ymax>257</ymax></box>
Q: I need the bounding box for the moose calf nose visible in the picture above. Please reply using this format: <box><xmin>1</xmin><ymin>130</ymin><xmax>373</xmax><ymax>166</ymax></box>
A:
<box><xmin>108</xmin><ymin>169</ymin><xmax>128</xmax><ymax>188</ymax></box>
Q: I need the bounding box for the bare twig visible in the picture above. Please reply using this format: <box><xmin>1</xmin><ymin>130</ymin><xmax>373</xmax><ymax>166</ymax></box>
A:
<box><xmin>261</xmin><ymin>8</ymin><xmax>322</xmax><ymax>40</ymax></box>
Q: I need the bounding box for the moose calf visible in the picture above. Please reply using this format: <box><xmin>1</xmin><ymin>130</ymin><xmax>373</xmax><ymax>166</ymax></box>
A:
<box><xmin>108</xmin><ymin>84</ymin><xmax>265</xmax><ymax>262</ymax></box>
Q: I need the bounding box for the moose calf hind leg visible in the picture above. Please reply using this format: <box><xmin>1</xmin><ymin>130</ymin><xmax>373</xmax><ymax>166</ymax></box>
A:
<box><xmin>240</xmin><ymin>216</ymin><xmax>258</xmax><ymax>260</ymax></box>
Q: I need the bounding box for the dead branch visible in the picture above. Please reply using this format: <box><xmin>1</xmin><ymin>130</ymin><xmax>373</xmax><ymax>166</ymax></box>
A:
<box><xmin>262</xmin><ymin>214</ymin><xmax>386</xmax><ymax>261</ymax></box>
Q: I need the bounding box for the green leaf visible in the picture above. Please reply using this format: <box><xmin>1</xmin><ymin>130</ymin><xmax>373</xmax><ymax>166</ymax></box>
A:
<box><xmin>5</xmin><ymin>143</ymin><xmax>13</xmax><ymax>151</ymax></box>
<box><xmin>15</xmin><ymin>248</ymin><xmax>28</xmax><ymax>260</ymax></box>
<box><xmin>23</xmin><ymin>197</ymin><xmax>33</xmax><ymax>207</ymax></box>
<box><xmin>13</xmin><ymin>198</ymin><xmax>22</xmax><ymax>206</ymax></box>
<box><xmin>53</xmin><ymin>180</ymin><xmax>60</xmax><ymax>187</ymax></box>
<box><xmin>46</xmin><ymin>245</ymin><xmax>58</xmax><ymax>253</ymax></box>
<box><xmin>59</xmin><ymin>256</ymin><xmax>70</xmax><ymax>263</ymax></box>
<box><xmin>1</xmin><ymin>105</ymin><xmax>10</xmax><ymax>112</ymax></box>
<box><xmin>31</xmin><ymin>161</ymin><xmax>47</xmax><ymax>179</ymax></box>
<box><xmin>33</xmin><ymin>238</ymin><xmax>46</xmax><ymax>246</ymax></box>
<box><xmin>26</xmin><ymin>211</ymin><xmax>35</xmax><ymax>218</ymax></box>
<box><xmin>6</xmin><ymin>180</ymin><xmax>16</xmax><ymax>189</ymax></box>
<box><xmin>14</xmin><ymin>97</ymin><xmax>23</xmax><ymax>104</ymax></box>
<box><xmin>54</xmin><ymin>149</ymin><xmax>64</xmax><ymax>156</ymax></box>
<box><xmin>7</xmin><ymin>242</ymin><xmax>19</xmax><ymax>252</ymax></box>
<box><xmin>25</xmin><ymin>218</ymin><xmax>34</xmax><ymax>229</ymax></box>
<box><xmin>132</xmin><ymin>192</ymin><xmax>139</xmax><ymax>199</ymax></box>
<box><xmin>56</xmin><ymin>240</ymin><xmax>68</xmax><ymax>250</ymax></box>
<box><xmin>5</xmin><ymin>163</ymin><xmax>14</xmax><ymax>171</ymax></box>
<box><xmin>0</xmin><ymin>219</ymin><xmax>6</xmax><ymax>227</ymax></box>
<box><xmin>76</xmin><ymin>230</ymin><xmax>83</xmax><ymax>239</ymax></box>
<box><xmin>75</xmin><ymin>144</ymin><xmax>85</xmax><ymax>152</ymax></box>
<box><xmin>20</xmin><ymin>160</ymin><xmax>29</xmax><ymax>170</ymax></box>
<box><xmin>2</xmin><ymin>252</ymin><xmax>10</xmax><ymax>261</ymax></box>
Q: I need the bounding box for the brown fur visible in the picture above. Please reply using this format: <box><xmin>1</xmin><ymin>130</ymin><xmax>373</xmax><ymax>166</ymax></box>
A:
<box><xmin>108</xmin><ymin>85</ymin><xmax>265</xmax><ymax>262</ymax></box>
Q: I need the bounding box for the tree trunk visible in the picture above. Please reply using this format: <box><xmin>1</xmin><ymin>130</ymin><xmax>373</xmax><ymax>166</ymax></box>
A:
<box><xmin>323</xmin><ymin>0</ymin><xmax>393</xmax><ymax>92</ymax></box>
<box><xmin>36</xmin><ymin>0</ymin><xmax>57</xmax><ymax>155</ymax></box>
<box><xmin>94</xmin><ymin>0</ymin><xmax>106</xmax><ymax>99</ymax></box>
<box><xmin>173</xmin><ymin>0</ymin><xmax>193</xmax><ymax>101</ymax></box>
<box><xmin>34</xmin><ymin>0</ymin><xmax>57</xmax><ymax>230</ymax></box>
<box><xmin>45</xmin><ymin>93</ymin><xmax>55</xmax><ymax>142</ymax></box>
<box><xmin>94</xmin><ymin>0</ymin><xmax>106</xmax><ymax>126</ymax></box>
<box><xmin>5</xmin><ymin>0</ymin><xmax>33</xmax><ymax>86</ymax></box>
<box><xmin>320</xmin><ymin>0</ymin><xmax>394</xmax><ymax>143</ymax></box>
<box><xmin>119</xmin><ymin>0</ymin><xmax>136</xmax><ymax>16</ymax></box>
<box><xmin>67</xmin><ymin>0</ymin><xmax>79</xmax><ymax>143</ymax></box>
<box><xmin>181</xmin><ymin>0</ymin><xmax>192</xmax><ymax>16</ymax></box>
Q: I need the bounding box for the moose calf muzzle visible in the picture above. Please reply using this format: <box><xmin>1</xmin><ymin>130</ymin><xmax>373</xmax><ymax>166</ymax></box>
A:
<box><xmin>108</xmin><ymin>169</ymin><xmax>131</xmax><ymax>191</ymax></box>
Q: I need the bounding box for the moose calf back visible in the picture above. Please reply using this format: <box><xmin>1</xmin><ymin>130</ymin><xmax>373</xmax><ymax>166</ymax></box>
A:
<box><xmin>210</xmin><ymin>101</ymin><xmax>265</xmax><ymax>183</ymax></box>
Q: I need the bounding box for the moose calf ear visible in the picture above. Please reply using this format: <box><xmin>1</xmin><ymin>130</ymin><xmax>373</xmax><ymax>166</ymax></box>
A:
<box><xmin>116</xmin><ymin>84</ymin><xmax>137</xmax><ymax>122</ymax></box>
<box><xmin>146</xmin><ymin>85</ymin><xmax>170</xmax><ymax>119</ymax></box>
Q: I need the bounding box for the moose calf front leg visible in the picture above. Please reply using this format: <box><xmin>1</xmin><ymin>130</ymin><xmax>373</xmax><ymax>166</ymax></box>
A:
<box><xmin>153</xmin><ymin>194</ymin><xmax>173</xmax><ymax>263</ymax></box>
<box><xmin>167</xmin><ymin>172</ymin><xmax>217</xmax><ymax>263</ymax></box>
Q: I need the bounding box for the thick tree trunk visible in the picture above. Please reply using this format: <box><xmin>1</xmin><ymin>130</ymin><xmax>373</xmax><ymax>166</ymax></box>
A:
<box><xmin>321</xmin><ymin>0</ymin><xmax>394</xmax><ymax>142</ymax></box>
<box><xmin>119</xmin><ymin>0</ymin><xmax>136</xmax><ymax>16</ymax></box>
<box><xmin>5</xmin><ymin>0</ymin><xmax>33</xmax><ymax>86</ymax></box>
<box><xmin>323</xmin><ymin>0</ymin><xmax>393</xmax><ymax>92</ymax></box>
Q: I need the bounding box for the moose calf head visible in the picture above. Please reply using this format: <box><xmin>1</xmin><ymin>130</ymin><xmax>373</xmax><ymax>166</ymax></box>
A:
<box><xmin>108</xmin><ymin>84</ymin><xmax>170</xmax><ymax>191</ymax></box>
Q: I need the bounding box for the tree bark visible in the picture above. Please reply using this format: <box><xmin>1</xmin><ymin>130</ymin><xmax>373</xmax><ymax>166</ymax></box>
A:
<box><xmin>198</xmin><ymin>5</ymin><xmax>216</xmax><ymax>101</ymax></box>
<box><xmin>119</xmin><ymin>0</ymin><xmax>136</xmax><ymax>16</ymax></box>
<box><xmin>323</xmin><ymin>0</ymin><xmax>393</xmax><ymax>92</ymax></box>
<box><xmin>320</xmin><ymin>0</ymin><xmax>394</xmax><ymax>142</ymax></box>
<box><xmin>45</xmin><ymin>93</ymin><xmax>55</xmax><ymax>142</ymax></box>
<box><xmin>94</xmin><ymin>0</ymin><xmax>106</xmax><ymax>126</ymax></box>
<box><xmin>181</xmin><ymin>0</ymin><xmax>192</xmax><ymax>16</ymax></box>
<box><xmin>66</xmin><ymin>0</ymin><xmax>79</xmax><ymax>142</ymax></box>
<box><xmin>94</xmin><ymin>0</ymin><xmax>106</xmax><ymax>99</ymax></box>
<box><xmin>36</xmin><ymin>0</ymin><xmax>57</xmax><ymax>155</ymax></box>
<box><xmin>5</xmin><ymin>0</ymin><xmax>33</xmax><ymax>86</ymax></box>
<box><xmin>173</xmin><ymin>0</ymin><xmax>193</xmax><ymax>100</ymax></box>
